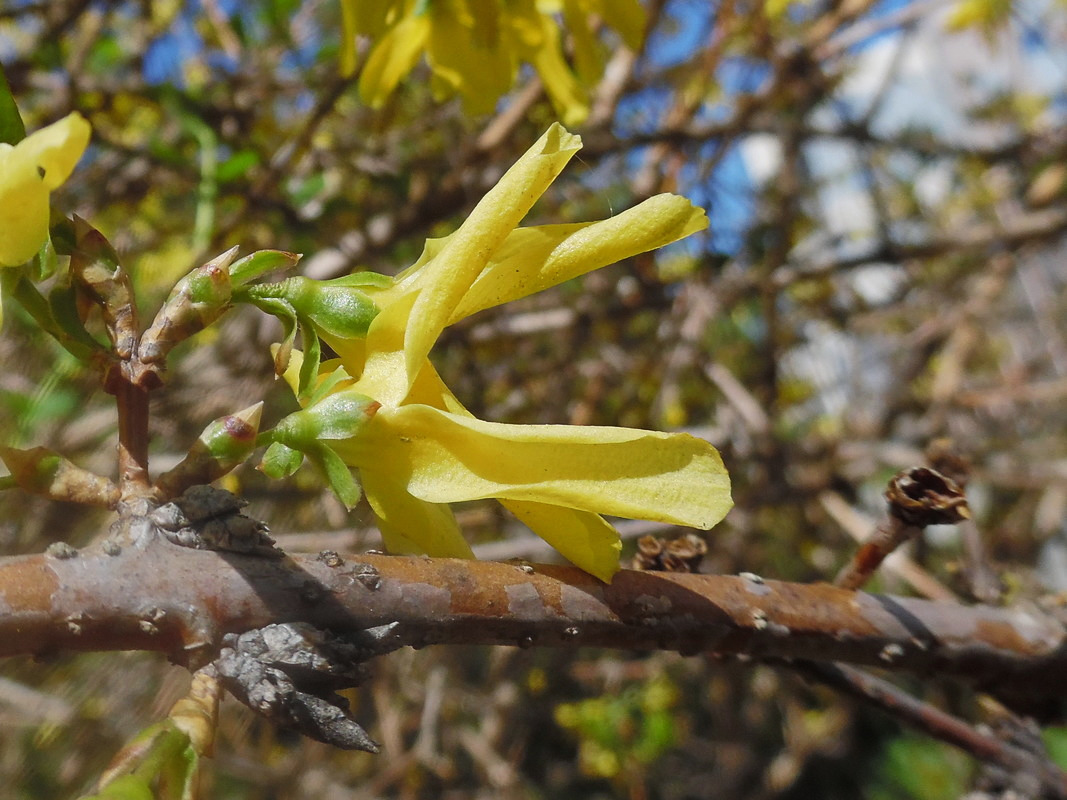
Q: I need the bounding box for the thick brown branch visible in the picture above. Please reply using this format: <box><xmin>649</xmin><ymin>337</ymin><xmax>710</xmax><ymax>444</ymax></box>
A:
<box><xmin>0</xmin><ymin>545</ymin><xmax>1063</xmax><ymax>711</ymax></box>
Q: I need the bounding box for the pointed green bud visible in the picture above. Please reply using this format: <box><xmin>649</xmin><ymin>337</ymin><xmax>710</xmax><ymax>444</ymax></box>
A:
<box><xmin>69</xmin><ymin>216</ymin><xmax>138</xmax><ymax>358</ymax></box>
<box><xmin>270</xmin><ymin>390</ymin><xmax>380</xmax><ymax>446</ymax></box>
<box><xmin>139</xmin><ymin>247</ymin><xmax>238</xmax><ymax>366</ymax></box>
<box><xmin>228</xmin><ymin>249</ymin><xmax>301</xmax><ymax>286</ymax></box>
<box><xmin>246</xmin><ymin>275</ymin><xmax>384</xmax><ymax>340</ymax></box>
<box><xmin>259</xmin><ymin>441</ymin><xmax>304</xmax><ymax>479</ymax></box>
<box><xmin>155</xmin><ymin>403</ymin><xmax>263</xmax><ymax>496</ymax></box>
<box><xmin>0</xmin><ymin>445</ymin><xmax>119</xmax><ymax>507</ymax></box>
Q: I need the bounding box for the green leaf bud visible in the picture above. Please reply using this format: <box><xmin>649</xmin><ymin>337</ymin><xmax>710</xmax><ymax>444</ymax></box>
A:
<box><xmin>139</xmin><ymin>247</ymin><xmax>239</xmax><ymax>366</ymax></box>
<box><xmin>247</xmin><ymin>275</ymin><xmax>383</xmax><ymax>340</ymax></box>
<box><xmin>155</xmin><ymin>403</ymin><xmax>263</xmax><ymax>496</ymax></box>
<box><xmin>0</xmin><ymin>445</ymin><xmax>119</xmax><ymax>506</ymax></box>
<box><xmin>270</xmin><ymin>390</ymin><xmax>380</xmax><ymax>445</ymax></box>
<box><xmin>69</xmin><ymin>216</ymin><xmax>137</xmax><ymax>358</ymax></box>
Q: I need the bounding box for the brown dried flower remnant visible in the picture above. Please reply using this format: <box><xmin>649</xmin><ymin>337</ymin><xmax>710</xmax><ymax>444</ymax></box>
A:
<box><xmin>836</xmin><ymin>467</ymin><xmax>970</xmax><ymax>591</ymax></box>
<box><xmin>886</xmin><ymin>467</ymin><xmax>970</xmax><ymax>527</ymax></box>
<box><xmin>633</xmin><ymin>533</ymin><xmax>708</xmax><ymax>573</ymax></box>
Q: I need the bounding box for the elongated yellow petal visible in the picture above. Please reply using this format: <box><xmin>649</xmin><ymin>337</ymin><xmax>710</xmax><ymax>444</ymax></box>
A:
<box><xmin>361</xmin><ymin>464</ymin><xmax>475</xmax><ymax>558</ymax></box>
<box><xmin>501</xmin><ymin>499</ymin><xmax>621</xmax><ymax>582</ymax></box>
<box><xmin>358</xmin><ymin>12</ymin><xmax>430</xmax><ymax>108</ymax></box>
<box><xmin>452</xmin><ymin>194</ymin><xmax>708</xmax><ymax>321</ymax></box>
<box><xmin>0</xmin><ymin>112</ymin><xmax>90</xmax><ymax>266</ymax></box>
<box><xmin>359</xmin><ymin>123</ymin><xmax>581</xmax><ymax>404</ymax></box>
<box><xmin>342</xmin><ymin>404</ymin><xmax>732</xmax><ymax>530</ymax></box>
<box><xmin>525</xmin><ymin>15</ymin><xmax>588</xmax><ymax>126</ymax></box>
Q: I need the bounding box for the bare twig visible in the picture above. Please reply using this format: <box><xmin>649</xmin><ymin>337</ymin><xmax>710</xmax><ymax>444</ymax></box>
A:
<box><xmin>787</xmin><ymin>660</ymin><xmax>1067</xmax><ymax>798</ymax></box>
<box><xmin>835</xmin><ymin>467</ymin><xmax>970</xmax><ymax>591</ymax></box>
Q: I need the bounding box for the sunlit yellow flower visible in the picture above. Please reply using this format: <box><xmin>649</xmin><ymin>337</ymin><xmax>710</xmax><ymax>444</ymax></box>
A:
<box><xmin>270</xmin><ymin>124</ymin><xmax>731</xmax><ymax>581</ymax></box>
<box><xmin>0</xmin><ymin>112</ymin><xmax>90</xmax><ymax>267</ymax></box>
<box><xmin>341</xmin><ymin>0</ymin><xmax>646</xmax><ymax>125</ymax></box>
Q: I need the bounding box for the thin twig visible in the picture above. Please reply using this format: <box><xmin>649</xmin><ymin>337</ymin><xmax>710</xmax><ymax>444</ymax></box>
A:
<box><xmin>835</xmin><ymin>467</ymin><xmax>969</xmax><ymax>591</ymax></box>
<box><xmin>786</xmin><ymin>659</ymin><xmax>1067</xmax><ymax>799</ymax></box>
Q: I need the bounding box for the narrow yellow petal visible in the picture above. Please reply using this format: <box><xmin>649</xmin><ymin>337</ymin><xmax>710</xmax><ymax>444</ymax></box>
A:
<box><xmin>361</xmin><ymin>465</ymin><xmax>475</xmax><ymax>558</ymax></box>
<box><xmin>20</xmin><ymin>112</ymin><xmax>91</xmax><ymax>190</ymax></box>
<box><xmin>525</xmin><ymin>16</ymin><xmax>589</xmax><ymax>126</ymax></box>
<box><xmin>338</xmin><ymin>0</ymin><xmax>360</xmax><ymax>76</ymax></box>
<box><xmin>360</xmin><ymin>123</ymin><xmax>582</xmax><ymax>404</ymax></box>
<box><xmin>561</xmin><ymin>0</ymin><xmax>603</xmax><ymax>86</ymax></box>
<box><xmin>452</xmin><ymin>194</ymin><xmax>708</xmax><ymax>321</ymax></box>
<box><xmin>358</xmin><ymin>12</ymin><xmax>430</xmax><ymax>108</ymax></box>
<box><xmin>352</xmin><ymin>404</ymin><xmax>732</xmax><ymax>530</ymax></box>
<box><xmin>502</xmin><ymin>499</ymin><xmax>621</xmax><ymax>582</ymax></box>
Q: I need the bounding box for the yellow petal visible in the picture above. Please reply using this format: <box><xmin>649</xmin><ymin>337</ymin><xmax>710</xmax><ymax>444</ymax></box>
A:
<box><xmin>524</xmin><ymin>15</ymin><xmax>588</xmax><ymax>126</ymax></box>
<box><xmin>361</xmin><ymin>464</ymin><xmax>475</xmax><ymax>558</ymax></box>
<box><xmin>561</xmin><ymin>0</ymin><xmax>603</xmax><ymax>86</ymax></box>
<box><xmin>452</xmin><ymin>194</ymin><xmax>708</xmax><ymax>321</ymax></box>
<box><xmin>502</xmin><ymin>498</ymin><xmax>621</xmax><ymax>582</ymax></box>
<box><xmin>598</xmin><ymin>0</ymin><xmax>647</xmax><ymax>50</ymax></box>
<box><xmin>343</xmin><ymin>404</ymin><xmax>732</xmax><ymax>529</ymax></box>
<box><xmin>358</xmin><ymin>11</ymin><xmax>430</xmax><ymax>108</ymax></box>
<box><xmin>426</xmin><ymin>2</ymin><xmax>515</xmax><ymax>115</ymax></box>
<box><xmin>338</xmin><ymin>0</ymin><xmax>360</xmax><ymax>76</ymax></box>
<box><xmin>0</xmin><ymin>112</ymin><xmax>90</xmax><ymax>266</ymax></box>
<box><xmin>20</xmin><ymin>112</ymin><xmax>91</xmax><ymax>190</ymax></box>
<box><xmin>359</xmin><ymin>123</ymin><xmax>582</xmax><ymax>404</ymax></box>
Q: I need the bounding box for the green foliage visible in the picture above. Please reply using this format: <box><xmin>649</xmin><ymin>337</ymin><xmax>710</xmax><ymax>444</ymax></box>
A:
<box><xmin>868</xmin><ymin>736</ymin><xmax>972</xmax><ymax>800</ymax></box>
<box><xmin>0</xmin><ymin>63</ymin><xmax>25</xmax><ymax>145</ymax></box>
<box><xmin>554</xmin><ymin>675</ymin><xmax>681</xmax><ymax>781</ymax></box>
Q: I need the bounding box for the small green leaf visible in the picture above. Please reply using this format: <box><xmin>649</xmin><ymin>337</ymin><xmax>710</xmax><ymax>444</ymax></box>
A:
<box><xmin>83</xmin><ymin>773</ymin><xmax>155</xmax><ymax>800</ymax></box>
<box><xmin>216</xmin><ymin>148</ymin><xmax>260</xmax><ymax>183</ymax></box>
<box><xmin>0</xmin><ymin>63</ymin><xmax>26</xmax><ymax>145</ymax></box>
<box><xmin>310</xmin><ymin>443</ymin><xmax>362</xmax><ymax>509</ymax></box>
<box><xmin>296</xmin><ymin>311</ymin><xmax>321</xmax><ymax>400</ymax></box>
<box><xmin>229</xmin><ymin>249</ymin><xmax>300</xmax><ymax>286</ymax></box>
<box><xmin>259</xmin><ymin>441</ymin><xmax>304</xmax><ymax>478</ymax></box>
<box><xmin>48</xmin><ymin>282</ymin><xmax>108</xmax><ymax>354</ymax></box>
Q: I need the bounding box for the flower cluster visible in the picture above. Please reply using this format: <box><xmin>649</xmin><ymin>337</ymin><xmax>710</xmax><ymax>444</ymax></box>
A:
<box><xmin>342</xmin><ymin>0</ymin><xmax>646</xmax><ymax>125</ymax></box>
<box><xmin>264</xmin><ymin>125</ymin><xmax>731</xmax><ymax>581</ymax></box>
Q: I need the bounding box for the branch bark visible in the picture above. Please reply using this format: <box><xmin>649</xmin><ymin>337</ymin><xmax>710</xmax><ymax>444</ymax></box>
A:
<box><xmin>0</xmin><ymin>543</ymin><xmax>1064</xmax><ymax>712</ymax></box>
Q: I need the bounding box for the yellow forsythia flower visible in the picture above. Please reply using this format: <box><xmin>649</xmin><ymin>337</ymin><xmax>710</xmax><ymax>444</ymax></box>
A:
<box><xmin>0</xmin><ymin>112</ymin><xmax>90</xmax><ymax>266</ymax></box>
<box><xmin>341</xmin><ymin>0</ymin><xmax>646</xmax><ymax>125</ymax></box>
<box><xmin>275</xmin><ymin>124</ymin><xmax>731</xmax><ymax>582</ymax></box>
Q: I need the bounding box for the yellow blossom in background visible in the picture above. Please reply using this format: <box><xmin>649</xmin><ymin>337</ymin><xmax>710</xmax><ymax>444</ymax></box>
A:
<box><xmin>0</xmin><ymin>111</ymin><xmax>90</xmax><ymax>328</ymax></box>
<box><xmin>0</xmin><ymin>112</ymin><xmax>90</xmax><ymax>267</ymax></box>
<box><xmin>269</xmin><ymin>124</ymin><xmax>731</xmax><ymax>582</ymax></box>
<box><xmin>340</xmin><ymin>0</ymin><xmax>647</xmax><ymax>125</ymax></box>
